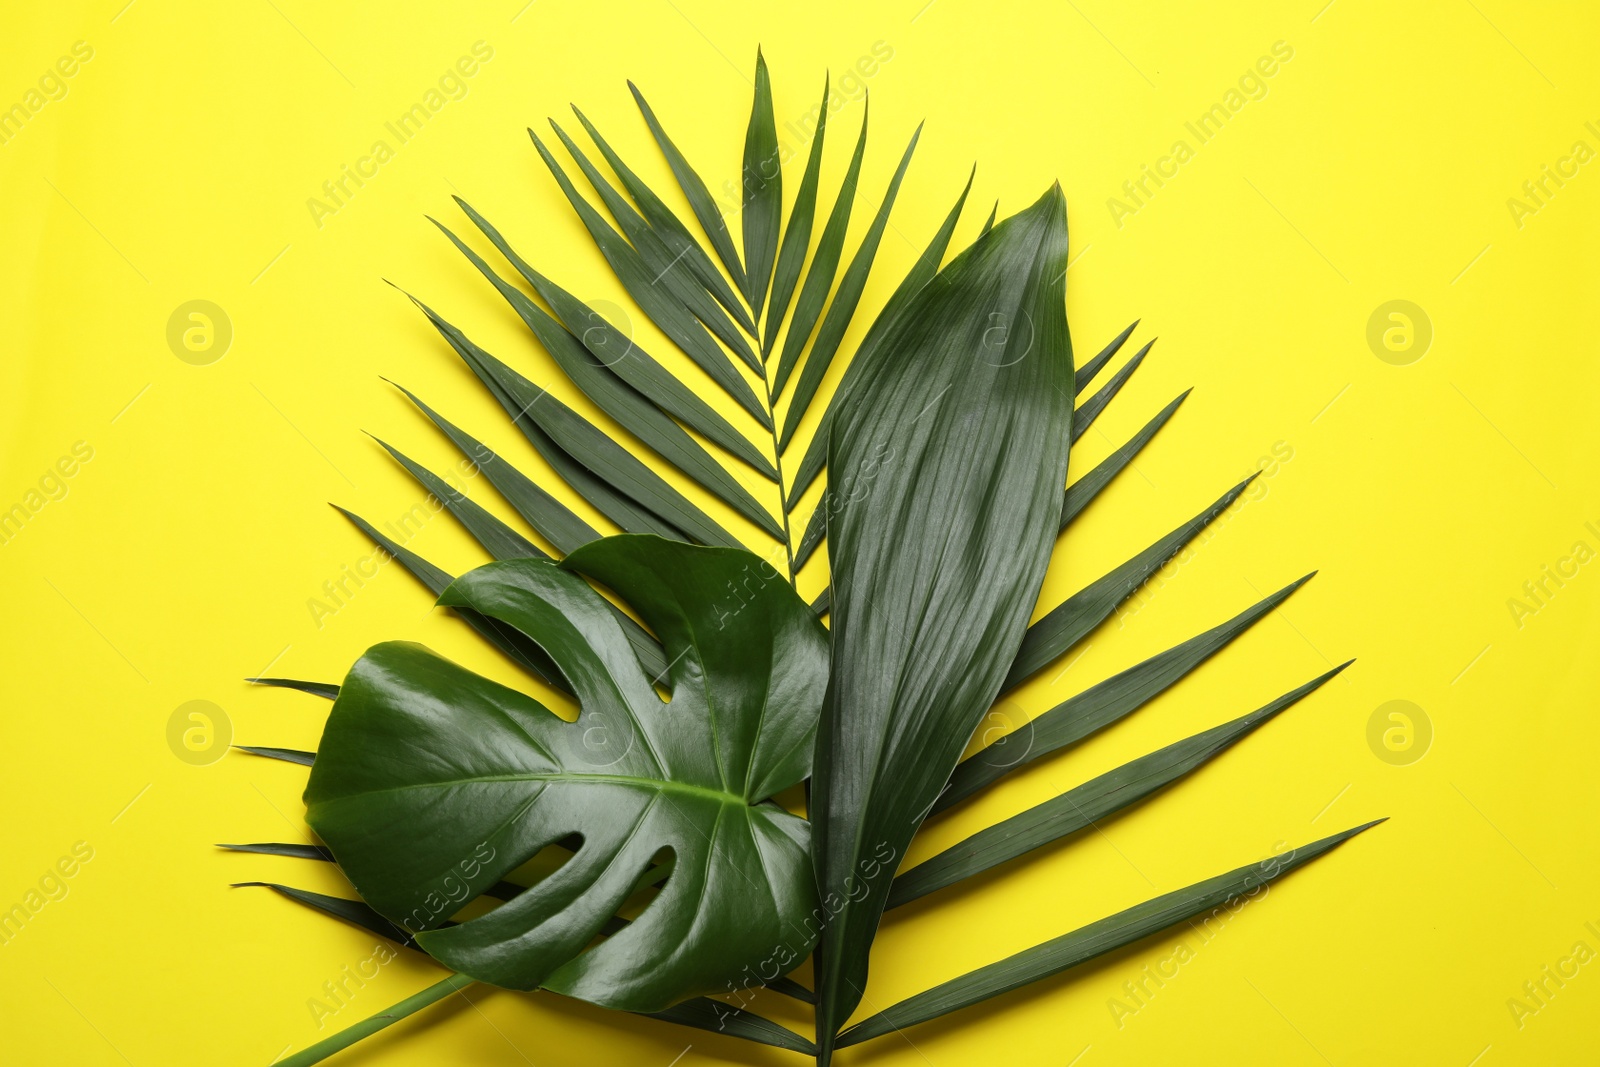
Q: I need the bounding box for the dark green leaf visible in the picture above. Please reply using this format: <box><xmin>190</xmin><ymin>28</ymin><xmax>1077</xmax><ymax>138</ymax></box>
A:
<box><xmin>306</xmin><ymin>536</ymin><xmax>826</xmax><ymax>1010</ymax></box>
<box><xmin>411</xmin><ymin>293</ymin><xmax>742</xmax><ymax>549</ymax></box>
<box><xmin>889</xmin><ymin>662</ymin><xmax>1350</xmax><ymax>908</ymax></box>
<box><xmin>1072</xmin><ymin>337</ymin><xmax>1154</xmax><ymax>443</ymax></box>
<box><xmin>739</xmin><ymin>50</ymin><xmax>782</xmax><ymax>317</ymax></box>
<box><xmin>380</xmin><ymin>398</ymin><xmax>668</xmax><ymax>684</ymax></box>
<box><xmin>980</xmin><ymin>200</ymin><xmax>998</xmax><ymax>235</ymax></box>
<box><xmin>810</xmin><ymin>187</ymin><xmax>1074</xmax><ymax>1049</ymax></box>
<box><xmin>792</xmin><ymin>496</ymin><xmax>827</xmax><ymax>572</ymax></box>
<box><xmin>937</xmin><ymin>573</ymin><xmax>1315</xmax><ymax>813</ymax></box>
<box><xmin>236</xmin><ymin>746</ymin><xmax>314</xmax><ymax>765</ymax></box>
<box><xmin>375</xmin><ymin>437</ymin><xmax>545</xmax><ymax>560</ymax></box>
<box><xmin>545</xmin><ymin>121</ymin><xmax>762</xmax><ymax>372</ymax></box>
<box><xmin>1003</xmin><ymin>474</ymin><xmax>1259</xmax><ymax>692</ymax></box>
<box><xmin>245</xmin><ymin>882</ymin><xmax>809</xmax><ymax>1057</ymax></box>
<box><xmin>233</xmin><ymin>881</ymin><xmax>418</xmax><ymax>946</ymax></box>
<box><xmin>332</xmin><ymin>505</ymin><xmax>582</xmax><ymax>689</ymax></box>
<box><xmin>1075</xmin><ymin>319</ymin><xmax>1138</xmax><ymax>393</ymax></box>
<box><xmin>430</xmin><ymin>220</ymin><xmax>782</xmax><ymax>541</ymax></box>
<box><xmin>771</xmin><ymin>108</ymin><xmax>869</xmax><ymax>400</ymax></box>
<box><xmin>220</xmin><ymin>842</ymin><xmax>332</xmax><ymax>860</ymax></box>
<box><xmin>1061</xmin><ymin>390</ymin><xmax>1190</xmax><ymax>531</ymax></box>
<box><xmin>569</xmin><ymin>105</ymin><xmax>754</xmax><ymax>334</ymax></box>
<box><xmin>391</xmin><ymin>383</ymin><xmax>600</xmax><ymax>554</ymax></box>
<box><xmin>777</xmin><ymin>124</ymin><xmax>921</xmax><ymax>454</ymax></box>
<box><xmin>528</xmin><ymin>130</ymin><xmax>768</xmax><ymax>411</ymax></box>
<box><xmin>643</xmin><ymin>997</ymin><xmax>816</xmax><ymax>1054</ymax></box>
<box><xmin>762</xmin><ymin>73</ymin><xmax>830</xmax><ymax>355</ymax></box>
<box><xmin>835</xmin><ymin>819</ymin><xmax>1385</xmax><ymax>1046</ymax></box>
<box><xmin>783</xmin><ymin>169</ymin><xmax>974</xmax><ymax>512</ymax></box>
<box><xmin>448</xmin><ymin>200</ymin><xmax>774</xmax><ymax>477</ymax></box>
<box><xmin>247</xmin><ymin>677</ymin><xmax>339</xmax><ymax>700</ymax></box>
<box><xmin>629</xmin><ymin>80</ymin><xmax>748</xmax><ymax>293</ymax></box>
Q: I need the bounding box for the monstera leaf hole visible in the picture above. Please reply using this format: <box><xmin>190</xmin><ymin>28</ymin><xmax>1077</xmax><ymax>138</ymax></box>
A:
<box><xmin>303</xmin><ymin>535</ymin><xmax>829</xmax><ymax>1011</ymax></box>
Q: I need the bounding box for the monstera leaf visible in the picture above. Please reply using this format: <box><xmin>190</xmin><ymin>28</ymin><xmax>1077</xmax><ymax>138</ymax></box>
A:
<box><xmin>302</xmin><ymin>535</ymin><xmax>828</xmax><ymax>1012</ymax></box>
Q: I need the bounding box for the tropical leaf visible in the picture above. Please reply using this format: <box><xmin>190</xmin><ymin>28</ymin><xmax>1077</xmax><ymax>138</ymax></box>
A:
<box><xmin>1004</xmin><ymin>474</ymin><xmax>1259</xmax><ymax>692</ymax></box>
<box><xmin>427</xmin><ymin>218</ymin><xmax>780</xmax><ymax>540</ymax></box>
<box><xmin>443</xmin><ymin>199</ymin><xmax>773</xmax><ymax>477</ymax></box>
<box><xmin>784</xmin><ymin>168</ymin><xmax>976</xmax><ymax>518</ymax></box>
<box><xmin>1072</xmin><ymin>337</ymin><xmax>1155</xmax><ymax>443</ymax></box>
<box><xmin>740</xmin><ymin>50</ymin><xmax>782</xmax><ymax>316</ymax></box>
<box><xmin>935</xmin><ymin>573</ymin><xmax>1316</xmax><ymax>813</ymax></box>
<box><xmin>834</xmin><ymin>820</ymin><xmax>1384</xmax><ymax>1047</ymax></box>
<box><xmin>1076</xmin><ymin>318</ymin><xmax>1138</xmax><ymax>392</ymax></box>
<box><xmin>228</xmin><ymin>54</ymin><xmax>1384</xmax><ymax>1067</ymax></box>
<box><xmin>628</xmin><ymin>79</ymin><xmax>748</xmax><ymax>294</ymax></box>
<box><xmin>304</xmin><ymin>535</ymin><xmax>826</xmax><ymax>1011</ymax></box>
<box><xmin>1061</xmin><ymin>389</ymin><xmax>1189</xmax><ymax>530</ymax></box>
<box><xmin>568</xmin><ymin>105</ymin><xmax>755</xmax><ymax>333</ymax></box>
<box><xmin>776</xmin><ymin>125</ymin><xmax>921</xmax><ymax>453</ymax></box>
<box><xmin>810</xmin><ymin>186</ymin><xmax>1074</xmax><ymax>1054</ymax></box>
<box><xmin>762</xmin><ymin>73</ymin><xmax>831</xmax><ymax>354</ymax></box>
<box><xmin>771</xmin><ymin>107</ymin><xmax>871</xmax><ymax>401</ymax></box>
<box><xmin>887</xmin><ymin>661</ymin><xmax>1350</xmax><ymax>908</ymax></box>
<box><xmin>528</xmin><ymin>129</ymin><xmax>767</xmax><ymax>391</ymax></box>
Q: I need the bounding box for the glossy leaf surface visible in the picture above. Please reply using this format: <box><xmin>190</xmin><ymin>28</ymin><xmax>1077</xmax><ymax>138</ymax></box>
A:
<box><xmin>810</xmin><ymin>186</ymin><xmax>1075</xmax><ymax>1048</ymax></box>
<box><xmin>304</xmin><ymin>536</ymin><xmax>828</xmax><ymax>1012</ymax></box>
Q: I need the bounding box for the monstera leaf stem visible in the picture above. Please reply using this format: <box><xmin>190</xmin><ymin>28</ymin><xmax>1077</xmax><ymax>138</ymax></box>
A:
<box><xmin>277</xmin><ymin>973</ymin><xmax>474</xmax><ymax>1067</ymax></box>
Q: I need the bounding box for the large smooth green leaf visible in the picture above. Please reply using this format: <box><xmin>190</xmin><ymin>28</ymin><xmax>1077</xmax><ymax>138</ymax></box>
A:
<box><xmin>810</xmin><ymin>186</ymin><xmax>1074</xmax><ymax>1054</ymax></box>
<box><xmin>836</xmin><ymin>820</ymin><xmax>1384</xmax><ymax>1046</ymax></box>
<box><xmin>887</xmin><ymin>661</ymin><xmax>1350</xmax><ymax>907</ymax></box>
<box><xmin>304</xmin><ymin>536</ymin><xmax>826</xmax><ymax>1011</ymax></box>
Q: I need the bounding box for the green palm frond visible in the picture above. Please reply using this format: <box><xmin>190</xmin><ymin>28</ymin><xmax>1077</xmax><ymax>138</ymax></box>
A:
<box><xmin>236</xmin><ymin>52</ymin><xmax>1376</xmax><ymax>1065</ymax></box>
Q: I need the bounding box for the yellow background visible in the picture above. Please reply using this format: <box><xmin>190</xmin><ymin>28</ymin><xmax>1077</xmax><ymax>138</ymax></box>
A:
<box><xmin>3</xmin><ymin>1</ymin><xmax>1597</xmax><ymax>1063</ymax></box>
